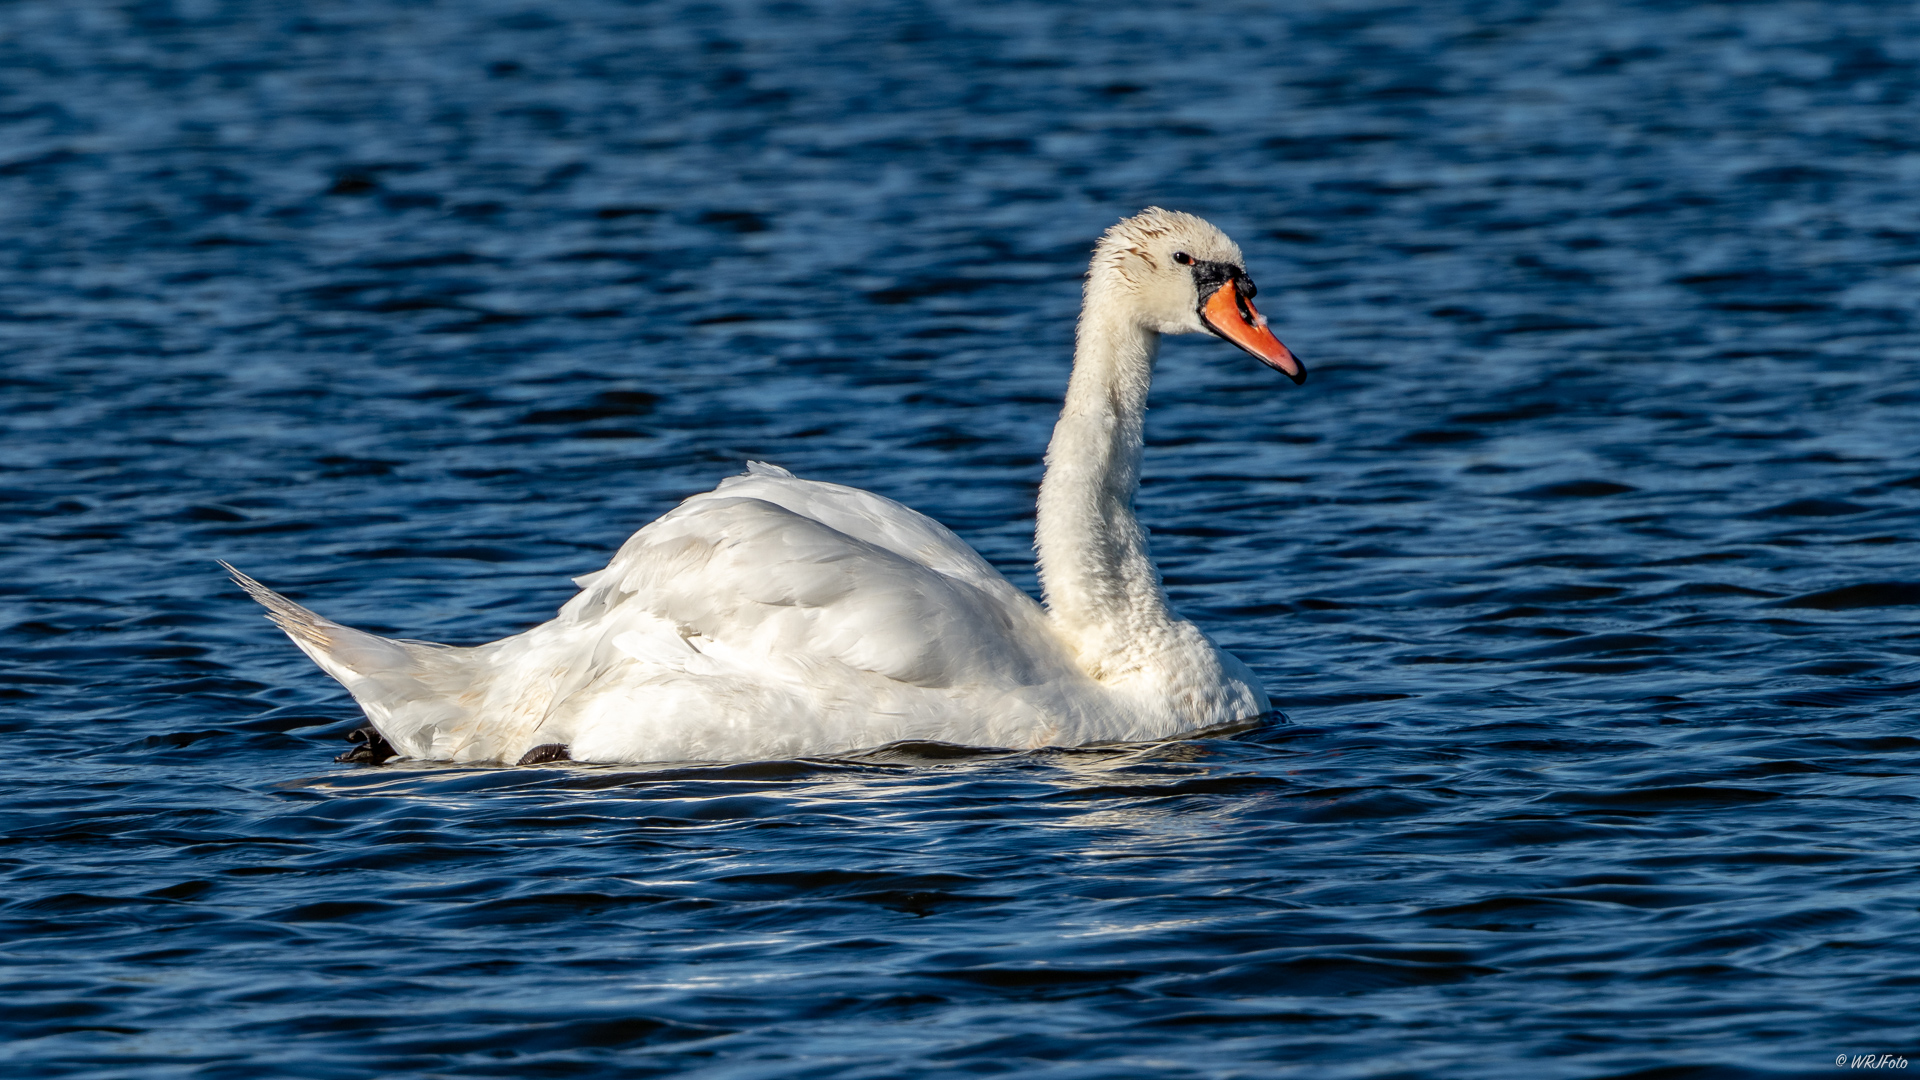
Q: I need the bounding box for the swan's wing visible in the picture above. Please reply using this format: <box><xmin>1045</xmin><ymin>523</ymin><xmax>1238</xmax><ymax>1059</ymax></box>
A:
<box><xmin>521</xmin><ymin>483</ymin><xmax>1091</xmax><ymax>760</ymax></box>
<box><xmin>474</xmin><ymin>465</ymin><xmax>1103</xmax><ymax>760</ymax></box>
<box><xmin>564</xmin><ymin>489</ymin><xmax>1064</xmax><ymax>693</ymax></box>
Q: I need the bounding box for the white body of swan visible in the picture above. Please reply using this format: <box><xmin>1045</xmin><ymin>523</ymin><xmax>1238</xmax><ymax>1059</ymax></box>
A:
<box><xmin>234</xmin><ymin>208</ymin><xmax>1305</xmax><ymax>764</ymax></box>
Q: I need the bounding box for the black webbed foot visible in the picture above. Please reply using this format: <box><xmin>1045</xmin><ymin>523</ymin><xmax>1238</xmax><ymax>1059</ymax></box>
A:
<box><xmin>516</xmin><ymin>743</ymin><xmax>571</xmax><ymax>766</ymax></box>
<box><xmin>335</xmin><ymin>724</ymin><xmax>397</xmax><ymax>765</ymax></box>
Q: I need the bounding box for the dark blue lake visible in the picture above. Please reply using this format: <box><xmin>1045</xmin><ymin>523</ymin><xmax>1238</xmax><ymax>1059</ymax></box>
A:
<box><xmin>4</xmin><ymin>0</ymin><xmax>1920</xmax><ymax>1075</ymax></box>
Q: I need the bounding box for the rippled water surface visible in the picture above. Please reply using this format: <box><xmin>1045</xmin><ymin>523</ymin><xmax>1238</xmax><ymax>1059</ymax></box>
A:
<box><xmin>6</xmin><ymin>1</ymin><xmax>1920</xmax><ymax>1076</ymax></box>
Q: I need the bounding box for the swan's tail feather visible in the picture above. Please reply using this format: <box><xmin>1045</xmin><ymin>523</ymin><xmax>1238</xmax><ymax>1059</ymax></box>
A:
<box><xmin>222</xmin><ymin>562</ymin><xmax>481</xmax><ymax>761</ymax></box>
<box><xmin>222</xmin><ymin>561</ymin><xmax>343</xmax><ymax>654</ymax></box>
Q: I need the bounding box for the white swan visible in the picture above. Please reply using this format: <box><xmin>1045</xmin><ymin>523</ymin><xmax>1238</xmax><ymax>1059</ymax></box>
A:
<box><xmin>231</xmin><ymin>208</ymin><xmax>1305</xmax><ymax>764</ymax></box>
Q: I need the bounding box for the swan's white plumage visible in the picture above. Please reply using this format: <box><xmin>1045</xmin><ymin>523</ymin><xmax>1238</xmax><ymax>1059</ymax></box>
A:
<box><xmin>235</xmin><ymin>208</ymin><xmax>1287</xmax><ymax>764</ymax></box>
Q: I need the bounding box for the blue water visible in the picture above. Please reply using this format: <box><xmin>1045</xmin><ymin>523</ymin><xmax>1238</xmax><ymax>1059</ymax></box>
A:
<box><xmin>5</xmin><ymin>0</ymin><xmax>1920</xmax><ymax>1075</ymax></box>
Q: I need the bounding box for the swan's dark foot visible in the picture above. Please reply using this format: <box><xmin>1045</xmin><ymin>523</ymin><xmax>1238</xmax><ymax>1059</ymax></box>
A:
<box><xmin>517</xmin><ymin>743</ymin><xmax>571</xmax><ymax>766</ymax></box>
<box><xmin>335</xmin><ymin>724</ymin><xmax>397</xmax><ymax>765</ymax></box>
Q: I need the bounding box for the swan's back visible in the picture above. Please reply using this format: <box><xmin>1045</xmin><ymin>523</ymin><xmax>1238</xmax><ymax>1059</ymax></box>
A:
<box><xmin>700</xmin><ymin>463</ymin><xmax>1023</xmax><ymax>600</ymax></box>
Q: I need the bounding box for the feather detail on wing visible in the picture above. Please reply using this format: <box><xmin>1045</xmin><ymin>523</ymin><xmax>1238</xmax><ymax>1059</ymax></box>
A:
<box><xmin>517</xmin><ymin>470</ymin><xmax>1096</xmax><ymax>760</ymax></box>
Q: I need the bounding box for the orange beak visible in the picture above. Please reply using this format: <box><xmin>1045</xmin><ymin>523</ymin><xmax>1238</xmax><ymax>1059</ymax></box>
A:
<box><xmin>1201</xmin><ymin>281</ymin><xmax>1305</xmax><ymax>384</ymax></box>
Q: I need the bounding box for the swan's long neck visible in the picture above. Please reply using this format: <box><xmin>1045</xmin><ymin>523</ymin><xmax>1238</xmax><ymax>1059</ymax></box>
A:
<box><xmin>1035</xmin><ymin>288</ymin><xmax>1176</xmax><ymax>676</ymax></box>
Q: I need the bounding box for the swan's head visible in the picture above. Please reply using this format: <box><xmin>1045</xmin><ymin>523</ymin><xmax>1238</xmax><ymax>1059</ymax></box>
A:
<box><xmin>1089</xmin><ymin>207</ymin><xmax>1305</xmax><ymax>384</ymax></box>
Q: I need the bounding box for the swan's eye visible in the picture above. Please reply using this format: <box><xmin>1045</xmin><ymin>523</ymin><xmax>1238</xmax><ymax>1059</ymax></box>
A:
<box><xmin>1172</xmin><ymin>251</ymin><xmax>1194</xmax><ymax>266</ymax></box>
